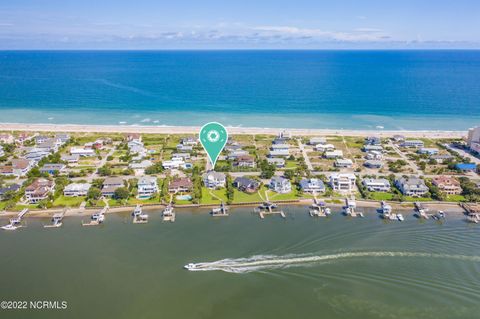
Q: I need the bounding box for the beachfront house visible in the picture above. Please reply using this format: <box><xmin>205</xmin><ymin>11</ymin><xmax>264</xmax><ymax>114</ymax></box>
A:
<box><xmin>267</xmin><ymin>157</ymin><xmax>285</xmax><ymax>168</ymax></box>
<box><xmin>401</xmin><ymin>140</ymin><xmax>424</xmax><ymax>148</ymax></box>
<box><xmin>364</xmin><ymin>160</ymin><xmax>384</xmax><ymax>169</ymax></box>
<box><xmin>101</xmin><ymin>177</ymin><xmax>124</xmax><ymax>197</ymax></box>
<box><xmin>299</xmin><ymin>178</ymin><xmax>325</xmax><ymax>193</ymax></box>
<box><xmin>418</xmin><ymin>148</ymin><xmax>439</xmax><ymax>155</ymax></box>
<box><xmin>392</xmin><ymin>135</ymin><xmax>405</xmax><ymax>142</ymax></box>
<box><xmin>227</xmin><ymin>149</ymin><xmax>249</xmax><ymax>160</ymax></box>
<box><xmin>329</xmin><ymin>173</ymin><xmax>356</xmax><ymax>193</ymax></box>
<box><xmin>431</xmin><ymin>176</ymin><xmax>462</xmax><ymax>195</ymax></box>
<box><xmin>366</xmin><ymin>151</ymin><xmax>383</xmax><ymax>160</ymax></box>
<box><xmin>233</xmin><ymin>177</ymin><xmax>260</xmax><ymax>193</ymax></box>
<box><xmin>12</xmin><ymin>158</ymin><xmax>34</xmax><ymax>176</ymax></box>
<box><xmin>34</xmin><ymin>135</ymin><xmax>50</xmax><ymax>144</ymax></box>
<box><xmin>40</xmin><ymin>163</ymin><xmax>66</xmax><ymax>175</ymax></box>
<box><xmin>64</xmin><ymin>183</ymin><xmax>91</xmax><ymax>197</ymax></box>
<box><xmin>168</xmin><ymin>177</ymin><xmax>193</xmax><ymax>193</ymax></box>
<box><xmin>365</xmin><ymin>136</ymin><xmax>381</xmax><ymax>145</ymax></box>
<box><xmin>335</xmin><ymin>158</ymin><xmax>353</xmax><ymax>168</ymax></box>
<box><xmin>61</xmin><ymin>154</ymin><xmax>80</xmax><ymax>164</ymax></box>
<box><xmin>180</xmin><ymin>137</ymin><xmax>198</xmax><ymax>146</ymax></box>
<box><xmin>202</xmin><ymin>171</ymin><xmax>226</xmax><ymax>189</ymax></box>
<box><xmin>37</xmin><ymin>138</ymin><xmax>61</xmax><ymax>153</ymax></box>
<box><xmin>362</xmin><ymin>178</ymin><xmax>391</xmax><ymax>192</ymax></box>
<box><xmin>309</xmin><ymin>137</ymin><xmax>327</xmax><ymax>145</ymax></box>
<box><xmin>24</xmin><ymin>147</ymin><xmax>51</xmax><ymax>162</ymax></box>
<box><xmin>137</xmin><ymin>176</ymin><xmax>159</xmax><ymax>199</ymax></box>
<box><xmin>269</xmin><ymin>148</ymin><xmax>290</xmax><ymax>157</ymax></box>
<box><xmin>395</xmin><ymin>176</ymin><xmax>429</xmax><ymax>197</ymax></box>
<box><xmin>325</xmin><ymin>150</ymin><xmax>343</xmax><ymax>159</ymax></box>
<box><xmin>25</xmin><ymin>178</ymin><xmax>55</xmax><ymax>203</ymax></box>
<box><xmin>269</xmin><ymin>176</ymin><xmax>292</xmax><ymax>194</ymax></box>
<box><xmin>176</xmin><ymin>144</ymin><xmax>193</xmax><ymax>152</ymax></box>
<box><xmin>362</xmin><ymin>145</ymin><xmax>383</xmax><ymax>152</ymax></box>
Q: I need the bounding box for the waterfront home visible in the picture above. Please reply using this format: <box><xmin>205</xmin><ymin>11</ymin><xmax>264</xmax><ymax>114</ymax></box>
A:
<box><xmin>64</xmin><ymin>183</ymin><xmax>91</xmax><ymax>197</ymax></box>
<box><xmin>365</xmin><ymin>136</ymin><xmax>381</xmax><ymax>145</ymax></box>
<box><xmin>168</xmin><ymin>177</ymin><xmax>193</xmax><ymax>193</ymax></box>
<box><xmin>271</xmin><ymin>143</ymin><xmax>290</xmax><ymax>150</ymax></box>
<box><xmin>162</xmin><ymin>157</ymin><xmax>185</xmax><ymax>170</ymax></box>
<box><xmin>269</xmin><ymin>149</ymin><xmax>290</xmax><ymax>157</ymax></box>
<box><xmin>267</xmin><ymin>157</ymin><xmax>285</xmax><ymax>168</ymax></box>
<box><xmin>55</xmin><ymin>134</ymin><xmax>70</xmax><ymax>144</ymax></box>
<box><xmin>35</xmin><ymin>135</ymin><xmax>50</xmax><ymax>144</ymax></box>
<box><xmin>315</xmin><ymin>143</ymin><xmax>335</xmax><ymax>152</ymax></box>
<box><xmin>401</xmin><ymin>140</ymin><xmax>424</xmax><ymax>148</ymax></box>
<box><xmin>299</xmin><ymin>178</ymin><xmax>325</xmax><ymax>193</ymax></box>
<box><xmin>0</xmin><ymin>166</ymin><xmax>14</xmax><ymax>176</ymax></box>
<box><xmin>126</xmin><ymin>133</ymin><xmax>142</xmax><ymax>143</ymax></box>
<box><xmin>0</xmin><ymin>133</ymin><xmax>14</xmax><ymax>144</ymax></box>
<box><xmin>233</xmin><ymin>177</ymin><xmax>260</xmax><ymax>193</ymax></box>
<box><xmin>418</xmin><ymin>148</ymin><xmax>439</xmax><ymax>155</ymax></box>
<box><xmin>364</xmin><ymin>160</ymin><xmax>384</xmax><ymax>169</ymax></box>
<box><xmin>309</xmin><ymin>137</ymin><xmax>326</xmax><ymax>145</ymax></box>
<box><xmin>15</xmin><ymin>132</ymin><xmax>31</xmax><ymax>144</ymax></box>
<box><xmin>61</xmin><ymin>154</ymin><xmax>80</xmax><ymax>164</ymax></box>
<box><xmin>362</xmin><ymin>178</ymin><xmax>391</xmax><ymax>192</ymax></box>
<box><xmin>233</xmin><ymin>155</ymin><xmax>256</xmax><ymax>168</ymax></box>
<box><xmin>0</xmin><ymin>145</ymin><xmax>4</xmax><ymax>157</ymax></box>
<box><xmin>329</xmin><ymin>173</ymin><xmax>356</xmax><ymax>193</ymax></box>
<box><xmin>392</xmin><ymin>135</ymin><xmax>405</xmax><ymax>142</ymax></box>
<box><xmin>101</xmin><ymin>177</ymin><xmax>124</xmax><ymax>197</ymax></box>
<box><xmin>40</xmin><ymin>163</ymin><xmax>66</xmax><ymax>175</ymax></box>
<box><xmin>70</xmin><ymin>147</ymin><xmax>95</xmax><ymax>157</ymax></box>
<box><xmin>176</xmin><ymin>144</ymin><xmax>193</xmax><ymax>152</ymax></box>
<box><xmin>395</xmin><ymin>176</ymin><xmax>429</xmax><ymax>197</ymax></box>
<box><xmin>431</xmin><ymin>176</ymin><xmax>462</xmax><ymax>195</ymax></box>
<box><xmin>12</xmin><ymin>158</ymin><xmax>34</xmax><ymax>176</ymax></box>
<box><xmin>225</xmin><ymin>144</ymin><xmax>243</xmax><ymax>152</ymax></box>
<box><xmin>0</xmin><ymin>183</ymin><xmax>20</xmax><ymax>200</ymax></box>
<box><xmin>362</xmin><ymin>145</ymin><xmax>383</xmax><ymax>152</ymax></box>
<box><xmin>278</xmin><ymin>130</ymin><xmax>292</xmax><ymax>139</ymax></box>
<box><xmin>24</xmin><ymin>147</ymin><xmax>51</xmax><ymax>162</ymax></box>
<box><xmin>273</xmin><ymin>137</ymin><xmax>288</xmax><ymax>145</ymax></box>
<box><xmin>269</xmin><ymin>176</ymin><xmax>292</xmax><ymax>194</ymax></box>
<box><xmin>37</xmin><ymin>138</ymin><xmax>60</xmax><ymax>153</ymax></box>
<box><xmin>25</xmin><ymin>178</ymin><xmax>55</xmax><ymax>203</ymax></box>
<box><xmin>335</xmin><ymin>158</ymin><xmax>353</xmax><ymax>168</ymax></box>
<box><xmin>325</xmin><ymin>150</ymin><xmax>343</xmax><ymax>159</ymax></box>
<box><xmin>430</xmin><ymin>154</ymin><xmax>454</xmax><ymax>164</ymax></box>
<box><xmin>366</xmin><ymin>150</ymin><xmax>383</xmax><ymax>160</ymax></box>
<box><xmin>455</xmin><ymin>163</ymin><xmax>477</xmax><ymax>172</ymax></box>
<box><xmin>137</xmin><ymin>176</ymin><xmax>158</xmax><ymax>199</ymax></box>
<box><xmin>227</xmin><ymin>149</ymin><xmax>249</xmax><ymax>159</ymax></box>
<box><xmin>85</xmin><ymin>140</ymin><xmax>105</xmax><ymax>150</ymax></box>
<box><xmin>202</xmin><ymin>171</ymin><xmax>226</xmax><ymax>189</ymax></box>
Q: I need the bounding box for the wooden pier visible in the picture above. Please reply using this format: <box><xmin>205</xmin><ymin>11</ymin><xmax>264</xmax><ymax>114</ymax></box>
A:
<box><xmin>461</xmin><ymin>203</ymin><xmax>480</xmax><ymax>223</ymax></box>
<box><xmin>211</xmin><ymin>202</ymin><xmax>229</xmax><ymax>217</ymax></box>
<box><xmin>132</xmin><ymin>205</ymin><xmax>148</xmax><ymax>224</ymax></box>
<box><xmin>254</xmin><ymin>201</ymin><xmax>285</xmax><ymax>219</ymax></box>
<box><xmin>309</xmin><ymin>196</ymin><xmax>331</xmax><ymax>217</ymax></box>
<box><xmin>162</xmin><ymin>204</ymin><xmax>176</xmax><ymax>222</ymax></box>
<box><xmin>1</xmin><ymin>208</ymin><xmax>29</xmax><ymax>230</ymax></box>
<box><xmin>44</xmin><ymin>209</ymin><xmax>66</xmax><ymax>228</ymax></box>
<box><xmin>82</xmin><ymin>206</ymin><xmax>108</xmax><ymax>226</ymax></box>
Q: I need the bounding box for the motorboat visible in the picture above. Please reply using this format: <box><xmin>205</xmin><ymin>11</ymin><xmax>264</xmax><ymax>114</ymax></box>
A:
<box><xmin>184</xmin><ymin>263</ymin><xmax>197</xmax><ymax>270</ymax></box>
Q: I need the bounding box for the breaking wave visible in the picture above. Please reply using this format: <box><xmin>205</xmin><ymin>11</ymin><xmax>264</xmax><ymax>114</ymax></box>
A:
<box><xmin>185</xmin><ymin>251</ymin><xmax>480</xmax><ymax>274</ymax></box>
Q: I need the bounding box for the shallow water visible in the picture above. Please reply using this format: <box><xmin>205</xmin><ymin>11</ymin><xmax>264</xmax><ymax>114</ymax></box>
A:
<box><xmin>0</xmin><ymin>206</ymin><xmax>479</xmax><ymax>319</ymax></box>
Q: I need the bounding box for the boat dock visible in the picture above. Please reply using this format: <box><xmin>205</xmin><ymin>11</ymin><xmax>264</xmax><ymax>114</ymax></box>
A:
<box><xmin>309</xmin><ymin>197</ymin><xmax>331</xmax><ymax>217</ymax></box>
<box><xmin>1</xmin><ymin>208</ymin><xmax>29</xmax><ymax>231</ymax></box>
<box><xmin>132</xmin><ymin>205</ymin><xmax>148</xmax><ymax>224</ymax></box>
<box><xmin>162</xmin><ymin>204</ymin><xmax>176</xmax><ymax>222</ymax></box>
<box><xmin>414</xmin><ymin>202</ymin><xmax>431</xmax><ymax>219</ymax></box>
<box><xmin>343</xmin><ymin>197</ymin><xmax>364</xmax><ymax>218</ymax></box>
<box><xmin>461</xmin><ymin>203</ymin><xmax>480</xmax><ymax>223</ymax></box>
<box><xmin>44</xmin><ymin>209</ymin><xmax>66</xmax><ymax>228</ymax></box>
<box><xmin>379</xmin><ymin>201</ymin><xmax>404</xmax><ymax>221</ymax></box>
<box><xmin>211</xmin><ymin>202</ymin><xmax>229</xmax><ymax>217</ymax></box>
<box><xmin>254</xmin><ymin>201</ymin><xmax>286</xmax><ymax>219</ymax></box>
<box><xmin>82</xmin><ymin>206</ymin><xmax>108</xmax><ymax>226</ymax></box>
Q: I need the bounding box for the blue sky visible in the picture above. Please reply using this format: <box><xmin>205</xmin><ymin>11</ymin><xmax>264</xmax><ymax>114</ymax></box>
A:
<box><xmin>0</xmin><ymin>0</ymin><xmax>479</xmax><ymax>49</ymax></box>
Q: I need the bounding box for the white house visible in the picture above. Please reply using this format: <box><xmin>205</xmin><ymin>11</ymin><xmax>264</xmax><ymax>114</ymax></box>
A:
<box><xmin>137</xmin><ymin>176</ymin><xmax>158</xmax><ymax>199</ymax></box>
<box><xmin>70</xmin><ymin>147</ymin><xmax>95</xmax><ymax>157</ymax></box>
<box><xmin>362</xmin><ymin>178</ymin><xmax>391</xmax><ymax>192</ymax></box>
<box><xmin>12</xmin><ymin>159</ymin><xmax>34</xmax><ymax>177</ymax></box>
<box><xmin>401</xmin><ymin>140</ymin><xmax>424</xmax><ymax>148</ymax></box>
<box><xmin>325</xmin><ymin>150</ymin><xmax>343</xmax><ymax>159</ymax></box>
<box><xmin>162</xmin><ymin>157</ymin><xmax>185</xmax><ymax>170</ymax></box>
<box><xmin>202</xmin><ymin>171</ymin><xmax>226</xmax><ymax>189</ymax></box>
<box><xmin>64</xmin><ymin>183</ymin><xmax>91</xmax><ymax>197</ymax></box>
<box><xmin>309</xmin><ymin>137</ymin><xmax>326</xmax><ymax>145</ymax></box>
<box><xmin>335</xmin><ymin>158</ymin><xmax>353</xmax><ymax>168</ymax></box>
<box><xmin>269</xmin><ymin>149</ymin><xmax>290</xmax><ymax>157</ymax></box>
<box><xmin>269</xmin><ymin>177</ymin><xmax>292</xmax><ymax>193</ymax></box>
<box><xmin>267</xmin><ymin>157</ymin><xmax>285</xmax><ymax>167</ymax></box>
<box><xmin>329</xmin><ymin>173</ymin><xmax>356</xmax><ymax>193</ymax></box>
<box><xmin>25</xmin><ymin>178</ymin><xmax>55</xmax><ymax>203</ymax></box>
<box><xmin>0</xmin><ymin>145</ymin><xmax>4</xmax><ymax>157</ymax></box>
<box><xmin>299</xmin><ymin>178</ymin><xmax>325</xmax><ymax>193</ymax></box>
<box><xmin>315</xmin><ymin>144</ymin><xmax>335</xmax><ymax>152</ymax></box>
<box><xmin>418</xmin><ymin>148</ymin><xmax>439</xmax><ymax>155</ymax></box>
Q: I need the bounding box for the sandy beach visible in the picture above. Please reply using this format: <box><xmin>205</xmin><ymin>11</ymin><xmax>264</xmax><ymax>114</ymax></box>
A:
<box><xmin>0</xmin><ymin>122</ymin><xmax>467</xmax><ymax>138</ymax></box>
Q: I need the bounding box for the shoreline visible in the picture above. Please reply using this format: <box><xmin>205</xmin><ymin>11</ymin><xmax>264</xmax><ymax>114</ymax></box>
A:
<box><xmin>0</xmin><ymin>122</ymin><xmax>467</xmax><ymax>138</ymax></box>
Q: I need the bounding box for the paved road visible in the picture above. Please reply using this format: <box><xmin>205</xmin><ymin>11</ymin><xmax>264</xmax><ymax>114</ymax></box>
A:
<box><xmin>297</xmin><ymin>139</ymin><xmax>314</xmax><ymax>171</ymax></box>
<box><xmin>388</xmin><ymin>141</ymin><xmax>420</xmax><ymax>174</ymax></box>
<box><xmin>87</xmin><ymin>147</ymin><xmax>116</xmax><ymax>182</ymax></box>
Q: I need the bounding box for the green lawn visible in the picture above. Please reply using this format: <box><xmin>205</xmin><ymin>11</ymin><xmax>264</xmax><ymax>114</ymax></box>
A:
<box><xmin>0</xmin><ymin>201</ymin><xmax>7</xmax><ymax>210</ymax></box>
<box><xmin>266</xmin><ymin>189</ymin><xmax>300</xmax><ymax>201</ymax></box>
<box><xmin>370</xmin><ymin>192</ymin><xmax>394</xmax><ymax>201</ymax></box>
<box><xmin>446</xmin><ymin>194</ymin><xmax>466</xmax><ymax>202</ymax></box>
<box><xmin>233</xmin><ymin>189</ymin><xmax>264</xmax><ymax>203</ymax></box>
<box><xmin>53</xmin><ymin>196</ymin><xmax>85</xmax><ymax>207</ymax></box>
<box><xmin>403</xmin><ymin>196</ymin><xmax>433</xmax><ymax>202</ymax></box>
<box><xmin>284</xmin><ymin>160</ymin><xmax>298</xmax><ymax>169</ymax></box>
<box><xmin>127</xmin><ymin>196</ymin><xmax>161</xmax><ymax>205</ymax></box>
<box><xmin>200</xmin><ymin>187</ymin><xmax>228</xmax><ymax>204</ymax></box>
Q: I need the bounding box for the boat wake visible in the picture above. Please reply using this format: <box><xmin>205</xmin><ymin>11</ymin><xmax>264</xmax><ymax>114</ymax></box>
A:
<box><xmin>185</xmin><ymin>251</ymin><xmax>480</xmax><ymax>274</ymax></box>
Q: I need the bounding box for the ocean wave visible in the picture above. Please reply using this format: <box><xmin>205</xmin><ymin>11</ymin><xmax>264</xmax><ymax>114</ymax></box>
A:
<box><xmin>185</xmin><ymin>251</ymin><xmax>480</xmax><ymax>274</ymax></box>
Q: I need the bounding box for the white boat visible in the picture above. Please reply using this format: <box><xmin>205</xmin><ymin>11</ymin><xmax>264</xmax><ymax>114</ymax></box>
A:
<box><xmin>396</xmin><ymin>214</ymin><xmax>405</xmax><ymax>221</ymax></box>
<box><xmin>132</xmin><ymin>205</ymin><xmax>148</xmax><ymax>223</ymax></box>
<box><xmin>1</xmin><ymin>222</ymin><xmax>20</xmax><ymax>231</ymax></box>
<box><xmin>162</xmin><ymin>204</ymin><xmax>176</xmax><ymax>222</ymax></box>
<box><xmin>381</xmin><ymin>201</ymin><xmax>392</xmax><ymax>214</ymax></box>
<box><xmin>44</xmin><ymin>213</ymin><xmax>64</xmax><ymax>228</ymax></box>
<box><xmin>92</xmin><ymin>213</ymin><xmax>105</xmax><ymax>223</ymax></box>
<box><xmin>184</xmin><ymin>263</ymin><xmax>197</xmax><ymax>270</ymax></box>
<box><xmin>1</xmin><ymin>209</ymin><xmax>28</xmax><ymax>231</ymax></box>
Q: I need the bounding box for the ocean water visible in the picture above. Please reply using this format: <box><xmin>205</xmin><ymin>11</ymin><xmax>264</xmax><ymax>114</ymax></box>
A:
<box><xmin>0</xmin><ymin>207</ymin><xmax>479</xmax><ymax>319</ymax></box>
<box><xmin>0</xmin><ymin>50</ymin><xmax>480</xmax><ymax>130</ymax></box>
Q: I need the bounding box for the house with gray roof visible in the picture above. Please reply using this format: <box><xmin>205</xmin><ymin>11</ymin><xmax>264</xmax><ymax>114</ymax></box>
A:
<box><xmin>395</xmin><ymin>176</ymin><xmax>429</xmax><ymax>197</ymax></box>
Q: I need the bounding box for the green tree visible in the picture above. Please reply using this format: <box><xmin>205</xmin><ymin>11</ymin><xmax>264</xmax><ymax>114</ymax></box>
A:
<box><xmin>113</xmin><ymin>187</ymin><xmax>130</xmax><ymax>200</ymax></box>
<box><xmin>87</xmin><ymin>187</ymin><xmax>102</xmax><ymax>200</ymax></box>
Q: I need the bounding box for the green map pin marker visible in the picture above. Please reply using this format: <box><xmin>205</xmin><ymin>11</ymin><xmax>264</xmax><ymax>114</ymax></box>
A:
<box><xmin>199</xmin><ymin>122</ymin><xmax>228</xmax><ymax>168</ymax></box>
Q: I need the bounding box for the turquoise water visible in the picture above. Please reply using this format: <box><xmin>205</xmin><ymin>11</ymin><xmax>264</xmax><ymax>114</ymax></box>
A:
<box><xmin>1</xmin><ymin>50</ymin><xmax>480</xmax><ymax>130</ymax></box>
<box><xmin>0</xmin><ymin>207</ymin><xmax>479</xmax><ymax>319</ymax></box>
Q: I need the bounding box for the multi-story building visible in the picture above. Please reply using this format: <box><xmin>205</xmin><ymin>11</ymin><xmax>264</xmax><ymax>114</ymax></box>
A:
<box><xmin>137</xmin><ymin>176</ymin><xmax>158</xmax><ymax>199</ymax></box>
<box><xmin>329</xmin><ymin>173</ymin><xmax>356</xmax><ymax>193</ymax></box>
<box><xmin>25</xmin><ymin>178</ymin><xmax>55</xmax><ymax>203</ymax></box>
<box><xmin>431</xmin><ymin>176</ymin><xmax>462</xmax><ymax>195</ymax></box>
